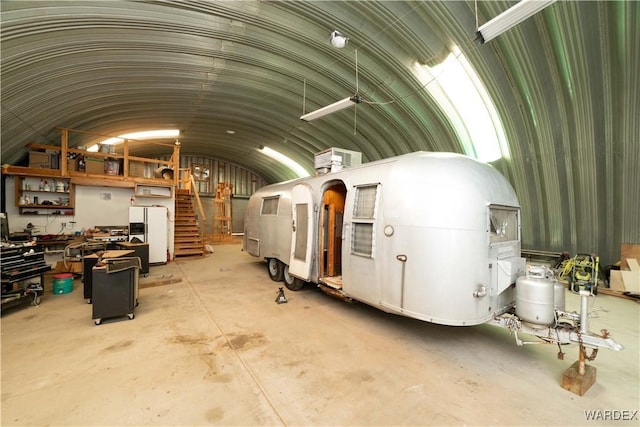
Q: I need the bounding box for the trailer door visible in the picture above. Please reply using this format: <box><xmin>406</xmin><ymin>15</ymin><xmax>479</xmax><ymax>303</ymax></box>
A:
<box><xmin>289</xmin><ymin>184</ymin><xmax>314</xmax><ymax>280</ymax></box>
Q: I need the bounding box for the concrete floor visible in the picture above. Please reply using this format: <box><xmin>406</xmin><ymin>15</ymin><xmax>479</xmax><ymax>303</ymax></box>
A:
<box><xmin>1</xmin><ymin>243</ymin><xmax>638</xmax><ymax>426</ymax></box>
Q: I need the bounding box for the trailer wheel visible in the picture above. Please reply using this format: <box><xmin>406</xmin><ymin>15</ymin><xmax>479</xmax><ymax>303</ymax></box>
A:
<box><xmin>267</xmin><ymin>258</ymin><xmax>284</xmax><ymax>282</ymax></box>
<box><xmin>283</xmin><ymin>265</ymin><xmax>305</xmax><ymax>291</ymax></box>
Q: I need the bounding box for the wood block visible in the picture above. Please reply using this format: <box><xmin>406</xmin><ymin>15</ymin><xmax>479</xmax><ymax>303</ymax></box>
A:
<box><xmin>561</xmin><ymin>361</ymin><xmax>597</xmax><ymax>396</ymax></box>
<box><xmin>609</xmin><ymin>270</ymin><xmax>625</xmax><ymax>291</ymax></box>
<box><xmin>621</xmin><ymin>244</ymin><xmax>640</xmax><ymax>270</ymax></box>
<box><xmin>621</xmin><ymin>269</ymin><xmax>640</xmax><ymax>293</ymax></box>
<box><xmin>627</xmin><ymin>258</ymin><xmax>640</xmax><ymax>272</ymax></box>
<box><xmin>598</xmin><ymin>287</ymin><xmax>639</xmax><ymax>301</ymax></box>
<box><xmin>139</xmin><ymin>277</ymin><xmax>182</xmax><ymax>289</ymax></box>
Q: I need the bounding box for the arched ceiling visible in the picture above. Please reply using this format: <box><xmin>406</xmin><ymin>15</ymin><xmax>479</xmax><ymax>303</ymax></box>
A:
<box><xmin>1</xmin><ymin>1</ymin><xmax>638</xmax><ymax>263</ymax></box>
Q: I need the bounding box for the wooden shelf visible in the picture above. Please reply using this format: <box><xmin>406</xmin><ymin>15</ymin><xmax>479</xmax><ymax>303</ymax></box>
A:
<box><xmin>18</xmin><ymin>204</ymin><xmax>72</xmax><ymax>208</ymax></box>
<box><xmin>134</xmin><ymin>184</ymin><xmax>173</xmax><ymax>198</ymax></box>
<box><xmin>13</xmin><ymin>175</ymin><xmax>74</xmax><ymax>216</ymax></box>
<box><xmin>19</xmin><ymin>189</ymin><xmax>70</xmax><ymax>195</ymax></box>
<box><xmin>2</xmin><ymin>165</ymin><xmax>63</xmax><ymax>178</ymax></box>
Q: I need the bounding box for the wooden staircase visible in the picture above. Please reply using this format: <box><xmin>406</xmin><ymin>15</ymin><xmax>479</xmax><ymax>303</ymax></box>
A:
<box><xmin>174</xmin><ymin>189</ymin><xmax>204</xmax><ymax>257</ymax></box>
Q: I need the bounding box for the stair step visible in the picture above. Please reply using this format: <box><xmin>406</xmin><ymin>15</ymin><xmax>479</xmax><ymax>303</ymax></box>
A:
<box><xmin>175</xmin><ymin>243</ymin><xmax>203</xmax><ymax>248</ymax></box>
<box><xmin>174</xmin><ymin>250</ymin><xmax>204</xmax><ymax>257</ymax></box>
<box><xmin>175</xmin><ymin>241</ymin><xmax>202</xmax><ymax>246</ymax></box>
<box><xmin>174</xmin><ymin>189</ymin><xmax>204</xmax><ymax>257</ymax></box>
<box><xmin>175</xmin><ymin>246</ymin><xmax>204</xmax><ymax>252</ymax></box>
<box><xmin>175</xmin><ymin>237</ymin><xmax>204</xmax><ymax>243</ymax></box>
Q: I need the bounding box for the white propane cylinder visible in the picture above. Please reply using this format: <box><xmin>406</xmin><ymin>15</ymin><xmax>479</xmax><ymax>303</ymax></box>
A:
<box><xmin>553</xmin><ymin>278</ymin><xmax>565</xmax><ymax>312</ymax></box>
<box><xmin>515</xmin><ymin>265</ymin><xmax>555</xmax><ymax>325</ymax></box>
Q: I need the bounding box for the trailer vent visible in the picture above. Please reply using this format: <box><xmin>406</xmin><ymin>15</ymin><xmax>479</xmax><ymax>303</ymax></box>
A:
<box><xmin>314</xmin><ymin>147</ymin><xmax>362</xmax><ymax>175</ymax></box>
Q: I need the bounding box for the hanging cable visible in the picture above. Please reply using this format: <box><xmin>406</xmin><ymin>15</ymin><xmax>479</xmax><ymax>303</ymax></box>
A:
<box><xmin>302</xmin><ymin>79</ymin><xmax>306</xmax><ymax>115</ymax></box>
<box><xmin>355</xmin><ymin>49</ymin><xmax>359</xmax><ymax>94</ymax></box>
<box><xmin>475</xmin><ymin>0</ymin><xmax>479</xmax><ymax>31</ymax></box>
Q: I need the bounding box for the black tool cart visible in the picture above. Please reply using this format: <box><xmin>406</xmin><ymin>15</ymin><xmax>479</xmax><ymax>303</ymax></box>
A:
<box><xmin>92</xmin><ymin>257</ymin><xmax>140</xmax><ymax>325</ymax></box>
<box><xmin>1</xmin><ymin>244</ymin><xmax>51</xmax><ymax>310</ymax></box>
<box><xmin>116</xmin><ymin>241</ymin><xmax>149</xmax><ymax>276</ymax></box>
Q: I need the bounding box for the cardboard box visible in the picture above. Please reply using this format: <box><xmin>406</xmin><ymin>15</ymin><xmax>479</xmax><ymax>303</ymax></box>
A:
<box><xmin>129</xmin><ymin>161</ymin><xmax>145</xmax><ymax>177</ymax></box>
<box><xmin>29</xmin><ymin>151</ymin><xmax>58</xmax><ymax>169</ymax></box>
<box><xmin>53</xmin><ymin>260</ymin><xmax>83</xmax><ymax>274</ymax></box>
<box><xmin>85</xmin><ymin>156</ymin><xmax>104</xmax><ymax>175</ymax></box>
<box><xmin>67</xmin><ymin>158</ymin><xmax>78</xmax><ymax>172</ymax></box>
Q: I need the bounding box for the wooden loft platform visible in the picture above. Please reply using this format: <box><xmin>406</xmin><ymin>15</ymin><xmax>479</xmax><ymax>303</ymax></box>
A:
<box><xmin>1</xmin><ymin>127</ymin><xmax>180</xmax><ymax>190</ymax></box>
<box><xmin>2</xmin><ymin>164</ymin><xmax>173</xmax><ymax>187</ymax></box>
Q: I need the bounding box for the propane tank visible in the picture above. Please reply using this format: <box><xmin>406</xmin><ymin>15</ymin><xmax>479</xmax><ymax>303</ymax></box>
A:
<box><xmin>553</xmin><ymin>277</ymin><xmax>565</xmax><ymax>312</ymax></box>
<box><xmin>515</xmin><ymin>265</ymin><xmax>555</xmax><ymax>326</ymax></box>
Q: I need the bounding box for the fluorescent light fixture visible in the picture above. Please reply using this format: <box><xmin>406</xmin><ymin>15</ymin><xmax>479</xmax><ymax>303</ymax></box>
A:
<box><xmin>87</xmin><ymin>129</ymin><xmax>181</xmax><ymax>152</ymax></box>
<box><xmin>413</xmin><ymin>46</ymin><xmax>508</xmax><ymax>162</ymax></box>
<box><xmin>300</xmin><ymin>95</ymin><xmax>361</xmax><ymax>121</ymax></box>
<box><xmin>259</xmin><ymin>146</ymin><xmax>310</xmax><ymax>178</ymax></box>
<box><xmin>477</xmin><ymin>0</ymin><xmax>557</xmax><ymax>43</ymax></box>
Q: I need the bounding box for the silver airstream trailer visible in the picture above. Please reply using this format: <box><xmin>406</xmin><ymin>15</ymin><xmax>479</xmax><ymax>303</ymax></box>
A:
<box><xmin>244</xmin><ymin>150</ymin><xmax>621</xmax><ymax>391</ymax></box>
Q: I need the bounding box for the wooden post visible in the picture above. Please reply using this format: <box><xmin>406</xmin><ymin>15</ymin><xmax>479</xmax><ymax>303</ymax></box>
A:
<box><xmin>123</xmin><ymin>139</ymin><xmax>129</xmax><ymax>178</ymax></box>
<box><xmin>60</xmin><ymin>128</ymin><xmax>68</xmax><ymax>175</ymax></box>
<box><xmin>172</xmin><ymin>144</ymin><xmax>180</xmax><ymax>187</ymax></box>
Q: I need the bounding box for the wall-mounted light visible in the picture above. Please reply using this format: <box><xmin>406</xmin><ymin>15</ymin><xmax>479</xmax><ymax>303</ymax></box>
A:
<box><xmin>476</xmin><ymin>0</ymin><xmax>557</xmax><ymax>43</ymax></box>
<box><xmin>259</xmin><ymin>146</ymin><xmax>310</xmax><ymax>178</ymax></box>
<box><xmin>87</xmin><ymin>129</ymin><xmax>181</xmax><ymax>152</ymax></box>
<box><xmin>300</xmin><ymin>95</ymin><xmax>361</xmax><ymax>122</ymax></box>
<box><xmin>329</xmin><ymin>30</ymin><xmax>348</xmax><ymax>48</ymax></box>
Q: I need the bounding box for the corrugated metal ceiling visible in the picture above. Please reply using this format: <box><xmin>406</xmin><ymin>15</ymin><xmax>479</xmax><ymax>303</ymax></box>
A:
<box><xmin>1</xmin><ymin>1</ymin><xmax>638</xmax><ymax>264</ymax></box>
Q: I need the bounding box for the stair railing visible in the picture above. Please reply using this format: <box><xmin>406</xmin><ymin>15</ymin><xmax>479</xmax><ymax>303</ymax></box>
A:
<box><xmin>189</xmin><ymin>175</ymin><xmax>206</xmax><ymax>235</ymax></box>
<box><xmin>178</xmin><ymin>169</ymin><xmax>206</xmax><ymax>248</ymax></box>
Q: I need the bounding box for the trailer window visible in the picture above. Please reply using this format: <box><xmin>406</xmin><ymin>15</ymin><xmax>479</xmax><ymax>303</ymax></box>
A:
<box><xmin>352</xmin><ymin>223</ymin><xmax>374</xmax><ymax>257</ymax></box>
<box><xmin>351</xmin><ymin>184</ymin><xmax>378</xmax><ymax>258</ymax></box>
<box><xmin>261</xmin><ymin>197</ymin><xmax>279</xmax><ymax>215</ymax></box>
<box><xmin>489</xmin><ymin>206</ymin><xmax>519</xmax><ymax>243</ymax></box>
<box><xmin>354</xmin><ymin>185</ymin><xmax>377</xmax><ymax>218</ymax></box>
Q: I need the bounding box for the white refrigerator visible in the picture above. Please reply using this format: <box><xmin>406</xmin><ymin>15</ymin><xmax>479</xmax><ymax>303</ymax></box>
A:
<box><xmin>129</xmin><ymin>206</ymin><xmax>168</xmax><ymax>264</ymax></box>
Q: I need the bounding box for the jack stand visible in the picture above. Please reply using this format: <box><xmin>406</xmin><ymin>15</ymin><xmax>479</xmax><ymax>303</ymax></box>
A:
<box><xmin>275</xmin><ymin>287</ymin><xmax>288</xmax><ymax>304</ymax></box>
<box><xmin>560</xmin><ymin>290</ymin><xmax>596</xmax><ymax>395</ymax></box>
<box><xmin>561</xmin><ymin>345</ymin><xmax>597</xmax><ymax>396</ymax></box>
